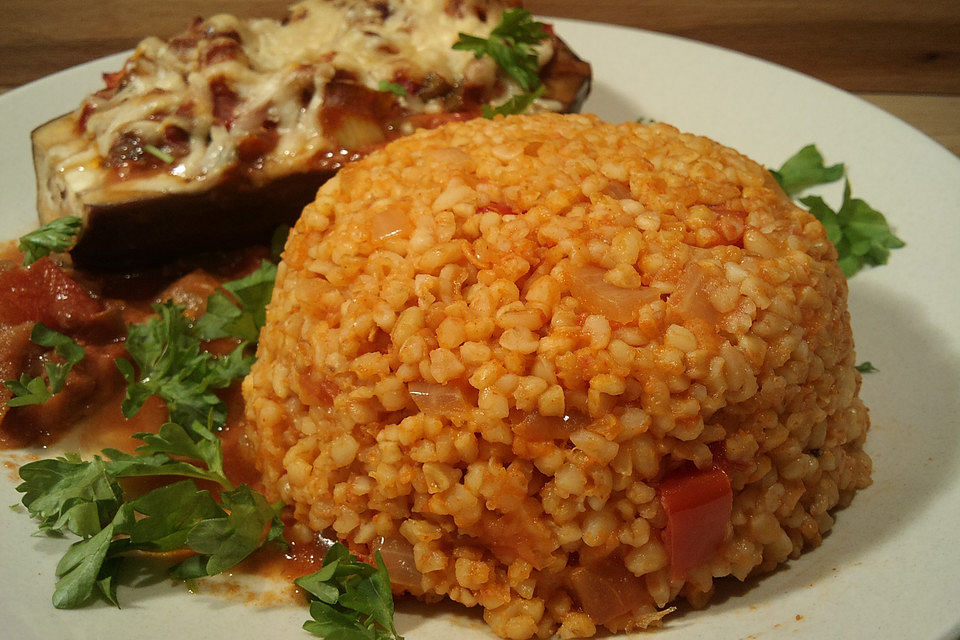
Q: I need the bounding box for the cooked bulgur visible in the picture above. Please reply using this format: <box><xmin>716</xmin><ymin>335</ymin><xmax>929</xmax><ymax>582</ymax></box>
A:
<box><xmin>243</xmin><ymin>113</ymin><xmax>871</xmax><ymax>638</ymax></box>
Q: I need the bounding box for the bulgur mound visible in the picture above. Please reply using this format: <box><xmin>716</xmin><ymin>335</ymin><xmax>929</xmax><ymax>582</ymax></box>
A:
<box><xmin>243</xmin><ymin>113</ymin><xmax>871</xmax><ymax>639</ymax></box>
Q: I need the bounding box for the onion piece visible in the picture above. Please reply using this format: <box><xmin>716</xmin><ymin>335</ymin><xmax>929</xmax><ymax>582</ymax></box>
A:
<box><xmin>568</xmin><ymin>562</ymin><xmax>650</xmax><ymax>624</ymax></box>
<box><xmin>670</xmin><ymin>263</ymin><xmax>719</xmax><ymax>324</ymax></box>
<box><xmin>377</xmin><ymin>537</ymin><xmax>423</xmax><ymax>593</ymax></box>
<box><xmin>408</xmin><ymin>381</ymin><xmax>471</xmax><ymax>417</ymax></box>
<box><xmin>601</xmin><ymin>180</ymin><xmax>631</xmax><ymax>200</ymax></box>
<box><xmin>370</xmin><ymin>207</ymin><xmax>412</xmax><ymax>242</ymax></box>
<box><xmin>516</xmin><ymin>409</ymin><xmax>587</xmax><ymax>441</ymax></box>
<box><xmin>569</xmin><ymin>265</ymin><xmax>658</xmax><ymax>323</ymax></box>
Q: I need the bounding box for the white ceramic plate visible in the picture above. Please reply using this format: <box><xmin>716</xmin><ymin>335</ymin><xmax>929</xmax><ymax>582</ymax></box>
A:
<box><xmin>2</xmin><ymin>17</ymin><xmax>959</xmax><ymax>640</ymax></box>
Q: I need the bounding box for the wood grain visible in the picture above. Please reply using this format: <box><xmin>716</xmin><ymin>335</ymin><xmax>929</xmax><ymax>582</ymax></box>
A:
<box><xmin>3</xmin><ymin>0</ymin><xmax>959</xmax><ymax>93</ymax></box>
<box><xmin>1</xmin><ymin>1</ymin><xmax>958</xmax><ymax>156</ymax></box>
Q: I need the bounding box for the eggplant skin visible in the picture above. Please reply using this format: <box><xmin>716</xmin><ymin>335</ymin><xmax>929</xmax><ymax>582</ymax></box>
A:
<box><xmin>71</xmin><ymin>171</ymin><xmax>333</xmax><ymax>271</ymax></box>
<box><xmin>31</xmin><ymin>35</ymin><xmax>591</xmax><ymax>272</ymax></box>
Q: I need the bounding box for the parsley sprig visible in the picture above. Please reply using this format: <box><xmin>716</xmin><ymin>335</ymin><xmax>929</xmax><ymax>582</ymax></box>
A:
<box><xmin>9</xmin><ymin>227</ymin><xmax>405</xmax><ymax>630</ymax></box>
<box><xmin>18</xmin><ymin>216</ymin><xmax>82</xmax><ymax>265</ymax></box>
<box><xmin>194</xmin><ymin>259</ymin><xmax>277</xmax><ymax>344</ymax></box>
<box><xmin>11</xmin><ymin>246</ymin><xmax>286</xmax><ymax>609</ymax></box>
<box><xmin>771</xmin><ymin>144</ymin><xmax>905</xmax><ymax>277</ymax></box>
<box><xmin>4</xmin><ymin>323</ymin><xmax>85</xmax><ymax>406</ymax></box>
<box><xmin>17</xmin><ymin>420</ymin><xmax>285</xmax><ymax>609</ymax></box>
<box><xmin>296</xmin><ymin>543</ymin><xmax>403</xmax><ymax>640</ymax></box>
<box><xmin>117</xmin><ymin>301</ymin><xmax>252</xmax><ymax>430</ymax></box>
<box><xmin>454</xmin><ymin>8</ymin><xmax>547</xmax><ymax>91</ymax></box>
<box><xmin>118</xmin><ymin>259</ymin><xmax>275</xmax><ymax>430</ymax></box>
<box><xmin>770</xmin><ymin>144</ymin><xmax>844</xmax><ymax>198</ymax></box>
<box><xmin>482</xmin><ymin>85</ymin><xmax>545</xmax><ymax>119</ymax></box>
<box><xmin>454</xmin><ymin>8</ymin><xmax>548</xmax><ymax>118</ymax></box>
<box><xmin>800</xmin><ymin>183</ymin><xmax>905</xmax><ymax>278</ymax></box>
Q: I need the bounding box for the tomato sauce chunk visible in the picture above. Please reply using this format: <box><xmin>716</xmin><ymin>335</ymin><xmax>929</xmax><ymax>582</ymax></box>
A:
<box><xmin>0</xmin><ymin>257</ymin><xmax>104</xmax><ymax>332</ymax></box>
<box><xmin>659</xmin><ymin>464</ymin><xmax>732</xmax><ymax>581</ymax></box>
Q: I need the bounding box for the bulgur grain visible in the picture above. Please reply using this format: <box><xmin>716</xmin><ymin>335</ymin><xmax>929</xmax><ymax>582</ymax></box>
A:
<box><xmin>244</xmin><ymin>114</ymin><xmax>871</xmax><ymax>638</ymax></box>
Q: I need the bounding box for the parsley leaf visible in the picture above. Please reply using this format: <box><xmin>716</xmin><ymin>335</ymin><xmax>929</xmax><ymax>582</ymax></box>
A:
<box><xmin>4</xmin><ymin>373</ymin><xmax>52</xmax><ymax>406</ymax></box>
<box><xmin>172</xmin><ymin>485</ymin><xmax>285</xmax><ymax>579</ymax></box>
<box><xmin>800</xmin><ymin>181</ymin><xmax>905</xmax><ymax>277</ymax></box>
<box><xmin>770</xmin><ymin>145</ymin><xmax>904</xmax><ymax>278</ymax></box>
<box><xmin>53</xmin><ymin>508</ymin><xmax>128</xmax><ymax>609</ymax></box>
<box><xmin>453</xmin><ymin>8</ymin><xmax>547</xmax><ymax>92</ymax></box>
<box><xmin>18</xmin><ymin>216</ymin><xmax>83</xmax><ymax>266</ymax></box>
<box><xmin>297</xmin><ymin>543</ymin><xmax>403</xmax><ymax>640</ymax></box>
<box><xmin>194</xmin><ymin>260</ymin><xmax>277</xmax><ymax>343</ymax></box>
<box><xmin>126</xmin><ymin>480</ymin><xmax>224</xmax><ymax>551</ymax></box>
<box><xmin>482</xmin><ymin>84</ymin><xmax>545</xmax><ymax>119</ymax></box>
<box><xmin>855</xmin><ymin>361</ymin><xmax>879</xmax><ymax>373</ymax></box>
<box><xmin>770</xmin><ymin>144</ymin><xmax>845</xmax><ymax>198</ymax></box>
<box><xmin>132</xmin><ymin>420</ymin><xmax>227</xmax><ymax>483</ymax></box>
<box><xmin>117</xmin><ymin>301</ymin><xmax>253</xmax><ymax>430</ymax></box>
<box><xmin>377</xmin><ymin>80</ymin><xmax>407</xmax><ymax>97</ymax></box>
<box><xmin>18</xmin><ymin>454</ymin><xmax>122</xmax><ymax>537</ymax></box>
<box><xmin>3</xmin><ymin>323</ymin><xmax>86</xmax><ymax>406</ymax></box>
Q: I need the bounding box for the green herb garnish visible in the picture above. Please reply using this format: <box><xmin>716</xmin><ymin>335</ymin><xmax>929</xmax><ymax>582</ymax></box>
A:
<box><xmin>116</xmin><ymin>301</ymin><xmax>252</xmax><ymax>431</ymax></box>
<box><xmin>454</xmin><ymin>8</ymin><xmax>547</xmax><ymax>92</ymax></box>
<box><xmin>18</xmin><ymin>216</ymin><xmax>82</xmax><ymax>265</ymax></box>
<box><xmin>482</xmin><ymin>84</ymin><xmax>545</xmax><ymax>119</ymax></box>
<box><xmin>770</xmin><ymin>144</ymin><xmax>844</xmax><ymax>198</ymax></box>
<box><xmin>800</xmin><ymin>182</ymin><xmax>905</xmax><ymax>277</ymax></box>
<box><xmin>13</xmin><ymin>246</ymin><xmax>288</xmax><ymax>610</ymax></box>
<box><xmin>143</xmin><ymin>144</ymin><xmax>174</xmax><ymax>164</ymax></box>
<box><xmin>377</xmin><ymin>80</ymin><xmax>407</xmax><ymax>97</ymax></box>
<box><xmin>4</xmin><ymin>373</ymin><xmax>53</xmax><ymax>407</ymax></box>
<box><xmin>194</xmin><ymin>260</ymin><xmax>277</xmax><ymax>344</ymax></box>
<box><xmin>3</xmin><ymin>323</ymin><xmax>85</xmax><ymax>406</ymax></box>
<box><xmin>855</xmin><ymin>361</ymin><xmax>879</xmax><ymax>373</ymax></box>
<box><xmin>296</xmin><ymin>543</ymin><xmax>403</xmax><ymax>640</ymax></box>
<box><xmin>17</xmin><ymin>422</ymin><xmax>285</xmax><ymax>608</ymax></box>
<box><xmin>771</xmin><ymin>145</ymin><xmax>904</xmax><ymax>278</ymax></box>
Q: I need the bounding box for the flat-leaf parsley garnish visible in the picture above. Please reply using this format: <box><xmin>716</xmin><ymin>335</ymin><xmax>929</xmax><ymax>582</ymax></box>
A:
<box><xmin>117</xmin><ymin>301</ymin><xmax>253</xmax><ymax>431</ymax></box>
<box><xmin>3</xmin><ymin>323</ymin><xmax>85</xmax><ymax>406</ymax></box>
<box><xmin>770</xmin><ymin>144</ymin><xmax>844</xmax><ymax>198</ymax></box>
<box><xmin>800</xmin><ymin>182</ymin><xmax>905</xmax><ymax>278</ymax></box>
<box><xmin>855</xmin><ymin>361</ymin><xmax>879</xmax><ymax>373</ymax></box>
<box><xmin>482</xmin><ymin>85</ymin><xmax>545</xmax><ymax>119</ymax></box>
<box><xmin>17</xmin><ymin>420</ymin><xmax>285</xmax><ymax>608</ymax></box>
<box><xmin>454</xmin><ymin>8</ymin><xmax>548</xmax><ymax>117</ymax></box>
<box><xmin>771</xmin><ymin>144</ymin><xmax>904</xmax><ymax>278</ymax></box>
<box><xmin>296</xmin><ymin>543</ymin><xmax>403</xmax><ymax>640</ymax></box>
<box><xmin>18</xmin><ymin>216</ymin><xmax>82</xmax><ymax>265</ymax></box>
<box><xmin>194</xmin><ymin>259</ymin><xmax>277</xmax><ymax>343</ymax></box>
<box><xmin>454</xmin><ymin>8</ymin><xmax>547</xmax><ymax>91</ymax></box>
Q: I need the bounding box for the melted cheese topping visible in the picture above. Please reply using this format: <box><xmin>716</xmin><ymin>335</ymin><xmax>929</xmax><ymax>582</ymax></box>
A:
<box><xmin>55</xmin><ymin>0</ymin><xmax>556</xmax><ymax>194</ymax></box>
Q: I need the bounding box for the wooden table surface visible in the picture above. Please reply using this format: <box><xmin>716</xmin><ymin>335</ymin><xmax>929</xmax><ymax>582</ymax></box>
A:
<box><xmin>3</xmin><ymin>0</ymin><xmax>958</xmax><ymax>156</ymax></box>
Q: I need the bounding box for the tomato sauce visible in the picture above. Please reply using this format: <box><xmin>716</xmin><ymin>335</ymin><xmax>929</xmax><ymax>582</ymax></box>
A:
<box><xmin>0</xmin><ymin>241</ymin><xmax>336</xmax><ymax>586</ymax></box>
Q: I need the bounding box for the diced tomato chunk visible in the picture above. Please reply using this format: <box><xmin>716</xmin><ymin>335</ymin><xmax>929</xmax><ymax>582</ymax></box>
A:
<box><xmin>0</xmin><ymin>257</ymin><xmax>104</xmax><ymax>332</ymax></box>
<box><xmin>659</xmin><ymin>464</ymin><xmax>732</xmax><ymax>581</ymax></box>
